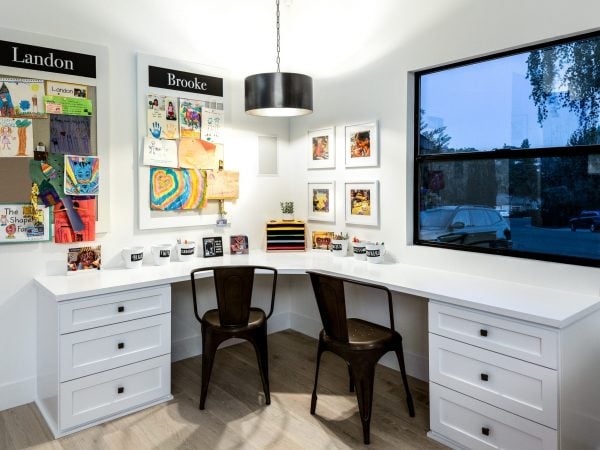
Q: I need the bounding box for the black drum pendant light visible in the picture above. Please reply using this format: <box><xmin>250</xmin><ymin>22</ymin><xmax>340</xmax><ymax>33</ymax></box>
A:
<box><xmin>245</xmin><ymin>0</ymin><xmax>313</xmax><ymax>116</ymax></box>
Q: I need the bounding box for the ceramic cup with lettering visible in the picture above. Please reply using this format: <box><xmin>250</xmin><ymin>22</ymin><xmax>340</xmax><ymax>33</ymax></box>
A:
<box><xmin>352</xmin><ymin>241</ymin><xmax>369</xmax><ymax>261</ymax></box>
<box><xmin>365</xmin><ymin>243</ymin><xmax>386</xmax><ymax>264</ymax></box>
<box><xmin>176</xmin><ymin>242</ymin><xmax>196</xmax><ymax>261</ymax></box>
<box><xmin>122</xmin><ymin>246</ymin><xmax>144</xmax><ymax>269</ymax></box>
<box><xmin>330</xmin><ymin>239</ymin><xmax>348</xmax><ymax>257</ymax></box>
<box><xmin>151</xmin><ymin>244</ymin><xmax>172</xmax><ymax>266</ymax></box>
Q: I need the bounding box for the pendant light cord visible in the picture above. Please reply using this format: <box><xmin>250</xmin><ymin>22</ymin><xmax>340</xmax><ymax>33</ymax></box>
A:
<box><xmin>276</xmin><ymin>0</ymin><xmax>281</xmax><ymax>72</ymax></box>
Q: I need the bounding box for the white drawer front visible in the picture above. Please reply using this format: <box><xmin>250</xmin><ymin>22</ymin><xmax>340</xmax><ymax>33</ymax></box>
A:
<box><xmin>429</xmin><ymin>301</ymin><xmax>558</xmax><ymax>369</ymax></box>
<box><xmin>429</xmin><ymin>334</ymin><xmax>557</xmax><ymax>428</ymax></box>
<box><xmin>60</xmin><ymin>314</ymin><xmax>171</xmax><ymax>381</ymax></box>
<box><xmin>59</xmin><ymin>354</ymin><xmax>170</xmax><ymax>431</ymax></box>
<box><xmin>59</xmin><ymin>285</ymin><xmax>171</xmax><ymax>334</ymax></box>
<box><xmin>430</xmin><ymin>383</ymin><xmax>557</xmax><ymax>450</ymax></box>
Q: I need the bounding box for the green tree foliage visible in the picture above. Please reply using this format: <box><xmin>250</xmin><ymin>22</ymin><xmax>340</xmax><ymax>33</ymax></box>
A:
<box><xmin>419</xmin><ymin>108</ymin><xmax>451</xmax><ymax>153</ymax></box>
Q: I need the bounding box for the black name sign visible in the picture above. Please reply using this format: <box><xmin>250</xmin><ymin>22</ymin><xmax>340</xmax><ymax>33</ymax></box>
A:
<box><xmin>0</xmin><ymin>40</ymin><xmax>96</xmax><ymax>78</ymax></box>
<box><xmin>148</xmin><ymin>65</ymin><xmax>223</xmax><ymax>97</ymax></box>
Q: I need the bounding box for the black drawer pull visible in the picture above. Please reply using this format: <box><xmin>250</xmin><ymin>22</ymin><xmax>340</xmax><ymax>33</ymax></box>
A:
<box><xmin>480</xmin><ymin>373</ymin><xmax>489</xmax><ymax>382</ymax></box>
<box><xmin>117</xmin><ymin>386</ymin><xmax>124</xmax><ymax>394</ymax></box>
<box><xmin>117</xmin><ymin>342</ymin><xmax>125</xmax><ymax>350</ymax></box>
<box><xmin>480</xmin><ymin>329</ymin><xmax>488</xmax><ymax>337</ymax></box>
<box><xmin>117</xmin><ymin>306</ymin><xmax>125</xmax><ymax>313</ymax></box>
<box><xmin>481</xmin><ymin>427</ymin><xmax>490</xmax><ymax>436</ymax></box>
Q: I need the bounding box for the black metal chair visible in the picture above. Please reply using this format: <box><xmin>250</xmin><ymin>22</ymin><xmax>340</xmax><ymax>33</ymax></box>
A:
<box><xmin>306</xmin><ymin>270</ymin><xmax>415</xmax><ymax>445</ymax></box>
<box><xmin>190</xmin><ymin>265</ymin><xmax>278</xmax><ymax>409</ymax></box>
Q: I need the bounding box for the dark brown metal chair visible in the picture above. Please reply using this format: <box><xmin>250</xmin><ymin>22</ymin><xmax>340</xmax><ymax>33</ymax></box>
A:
<box><xmin>190</xmin><ymin>265</ymin><xmax>278</xmax><ymax>409</ymax></box>
<box><xmin>306</xmin><ymin>270</ymin><xmax>415</xmax><ymax>445</ymax></box>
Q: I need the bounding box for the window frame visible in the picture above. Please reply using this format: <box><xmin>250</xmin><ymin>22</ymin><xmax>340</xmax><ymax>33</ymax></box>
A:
<box><xmin>413</xmin><ymin>30</ymin><xmax>600</xmax><ymax>268</ymax></box>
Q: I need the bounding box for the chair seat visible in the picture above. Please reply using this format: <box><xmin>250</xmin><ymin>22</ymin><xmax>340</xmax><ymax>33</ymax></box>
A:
<box><xmin>321</xmin><ymin>318</ymin><xmax>396</xmax><ymax>350</ymax></box>
<box><xmin>202</xmin><ymin>307</ymin><xmax>266</xmax><ymax>330</ymax></box>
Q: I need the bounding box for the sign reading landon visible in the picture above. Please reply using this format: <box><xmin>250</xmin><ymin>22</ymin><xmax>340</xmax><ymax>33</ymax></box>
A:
<box><xmin>0</xmin><ymin>40</ymin><xmax>96</xmax><ymax>78</ymax></box>
<box><xmin>148</xmin><ymin>66</ymin><xmax>223</xmax><ymax>97</ymax></box>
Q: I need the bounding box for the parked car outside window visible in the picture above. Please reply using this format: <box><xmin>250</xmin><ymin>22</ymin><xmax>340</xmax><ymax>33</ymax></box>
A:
<box><xmin>569</xmin><ymin>211</ymin><xmax>600</xmax><ymax>232</ymax></box>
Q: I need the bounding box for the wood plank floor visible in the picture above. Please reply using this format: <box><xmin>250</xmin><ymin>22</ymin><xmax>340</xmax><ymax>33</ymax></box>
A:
<box><xmin>0</xmin><ymin>330</ymin><xmax>448</xmax><ymax>449</ymax></box>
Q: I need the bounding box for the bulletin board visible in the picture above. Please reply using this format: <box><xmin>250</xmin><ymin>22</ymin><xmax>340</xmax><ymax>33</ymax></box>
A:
<box><xmin>136</xmin><ymin>53</ymin><xmax>231</xmax><ymax>230</ymax></box>
<box><xmin>0</xmin><ymin>27</ymin><xmax>110</xmax><ymax>234</ymax></box>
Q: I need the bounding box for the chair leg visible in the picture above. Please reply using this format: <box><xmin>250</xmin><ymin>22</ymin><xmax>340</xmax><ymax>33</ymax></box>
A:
<box><xmin>199</xmin><ymin>329</ymin><xmax>218</xmax><ymax>410</ymax></box>
<box><xmin>351</xmin><ymin>363</ymin><xmax>376</xmax><ymax>445</ymax></box>
<box><xmin>347</xmin><ymin>363</ymin><xmax>355</xmax><ymax>392</ymax></box>
<box><xmin>310</xmin><ymin>340</ymin><xmax>324</xmax><ymax>415</ymax></box>
<box><xmin>395</xmin><ymin>346</ymin><xmax>415</xmax><ymax>417</ymax></box>
<box><xmin>251</xmin><ymin>329</ymin><xmax>271</xmax><ymax>405</ymax></box>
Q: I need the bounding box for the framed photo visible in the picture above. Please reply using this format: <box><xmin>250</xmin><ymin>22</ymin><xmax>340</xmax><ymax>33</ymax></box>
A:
<box><xmin>345</xmin><ymin>181</ymin><xmax>379</xmax><ymax>226</ymax></box>
<box><xmin>307</xmin><ymin>182</ymin><xmax>335</xmax><ymax>222</ymax></box>
<box><xmin>202</xmin><ymin>236</ymin><xmax>223</xmax><ymax>258</ymax></box>
<box><xmin>230</xmin><ymin>235</ymin><xmax>249</xmax><ymax>254</ymax></box>
<box><xmin>345</xmin><ymin>121</ymin><xmax>378</xmax><ymax>168</ymax></box>
<box><xmin>307</xmin><ymin>127</ymin><xmax>335</xmax><ymax>169</ymax></box>
<box><xmin>311</xmin><ymin>231</ymin><xmax>334</xmax><ymax>250</ymax></box>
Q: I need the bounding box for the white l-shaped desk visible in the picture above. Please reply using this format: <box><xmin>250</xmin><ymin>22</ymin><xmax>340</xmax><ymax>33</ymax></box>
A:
<box><xmin>35</xmin><ymin>251</ymin><xmax>600</xmax><ymax>449</ymax></box>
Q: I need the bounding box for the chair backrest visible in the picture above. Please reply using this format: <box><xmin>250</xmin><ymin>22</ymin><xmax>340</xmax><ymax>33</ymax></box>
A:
<box><xmin>307</xmin><ymin>271</ymin><xmax>349</xmax><ymax>342</ymax></box>
<box><xmin>191</xmin><ymin>265</ymin><xmax>278</xmax><ymax>327</ymax></box>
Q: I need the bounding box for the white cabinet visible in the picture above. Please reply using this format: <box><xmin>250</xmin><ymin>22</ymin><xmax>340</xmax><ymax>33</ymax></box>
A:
<box><xmin>37</xmin><ymin>284</ymin><xmax>172</xmax><ymax>438</ymax></box>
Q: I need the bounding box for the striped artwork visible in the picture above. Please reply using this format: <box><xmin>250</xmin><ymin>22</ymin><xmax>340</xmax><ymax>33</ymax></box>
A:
<box><xmin>150</xmin><ymin>167</ymin><xmax>208</xmax><ymax>210</ymax></box>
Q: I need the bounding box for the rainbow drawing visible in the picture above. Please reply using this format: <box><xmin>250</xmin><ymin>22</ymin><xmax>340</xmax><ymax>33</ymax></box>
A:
<box><xmin>150</xmin><ymin>167</ymin><xmax>208</xmax><ymax>210</ymax></box>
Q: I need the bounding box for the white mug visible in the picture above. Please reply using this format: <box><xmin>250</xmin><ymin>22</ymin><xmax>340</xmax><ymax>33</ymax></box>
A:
<box><xmin>330</xmin><ymin>239</ymin><xmax>348</xmax><ymax>257</ymax></box>
<box><xmin>151</xmin><ymin>244</ymin><xmax>172</xmax><ymax>266</ymax></box>
<box><xmin>352</xmin><ymin>241</ymin><xmax>369</xmax><ymax>261</ymax></box>
<box><xmin>365</xmin><ymin>243</ymin><xmax>386</xmax><ymax>264</ymax></box>
<box><xmin>176</xmin><ymin>242</ymin><xmax>196</xmax><ymax>261</ymax></box>
<box><xmin>122</xmin><ymin>246</ymin><xmax>144</xmax><ymax>269</ymax></box>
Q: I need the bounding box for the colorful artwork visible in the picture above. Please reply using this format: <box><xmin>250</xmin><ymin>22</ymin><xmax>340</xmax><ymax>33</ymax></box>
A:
<box><xmin>44</xmin><ymin>95</ymin><xmax>93</xmax><ymax>116</ymax></box>
<box><xmin>150</xmin><ymin>167</ymin><xmax>208</xmax><ymax>210</ymax></box>
<box><xmin>54</xmin><ymin>198</ymin><xmax>96</xmax><ymax>243</ymax></box>
<box><xmin>142</xmin><ymin>137</ymin><xmax>178</xmax><ymax>168</ymax></box>
<box><xmin>179</xmin><ymin>98</ymin><xmax>202</xmax><ymax>139</ymax></box>
<box><xmin>64</xmin><ymin>155</ymin><xmax>100</xmax><ymax>195</ymax></box>
<box><xmin>311</xmin><ymin>231</ymin><xmax>334</xmax><ymax>250</ymax></box>
<box><xmin>67</xmin><ymin>245</ymin><xmax>101</xmax><ymax>273</ymax></box>
<box><xmin>345</xmin><ymin>122</ymin><xmax>378</xmax><ymax>168</ymax></box>
<box><xmin>345</xmin><ymin>181</ymin><xmax>379</xmax><ymax>226</ymax></box>
<box><xmin>312</xmin><ymin>135</ymin><xmax>329</xmax><ymax>160</ymax></box>
<box><xmin>0</xmin><ymin>118</ymin><xmax>33</xmax><ymax>157</ymax></box>
<box><xmin>230</xmin><ymin>235</ymin><xmax>249</xmax><ymax>254</ymax></box>
<box><xmin>350</xmin><ymin>188</ymin><xmax>371</xmax><ymax>216</ymax></box>
<box><xmin>312</xmin><ymin>189</ymin><xmax>330</xmax><ymax>213</ymax></box>
<box><xmin>46</xmin><ymin>81</ymin><xmax>88</xmax><ymax>98</ymax></box>
<box><xmin>0</xmin><ymin>78</ymin><xmax>45</xmax><ymax>117</ymax></box>
<box><xmin>147</xmin><ymin>94</ymin><xmax>178</xmax><ymax>140</ymax></box>
<box><xmin>178</xmin><ymin>138</ymin><xmax>222</xmax><ymax>170</ymax></box>
<box><xmin>201</xmin><ymin>108</ymin><xmax>224</xmax><ymax>144</ymax></box>
<box><xmin>307</xmin><ymin>182</ymin><xmax>335</xmax><ymax>222</ymax></box>
<box><xmin>206</xmin><ymin>170</ymin><xmax>239</xmax><ymax>200</ymax></box>
<box><xmin>0</xmin><ymin>204</ymin><xmax>50</xmax><ymax>243</ymax></box>
<box><xmin>50</xmin><ymin>115</ymin><xmax>91</xmax><ymax>155</ymax></box>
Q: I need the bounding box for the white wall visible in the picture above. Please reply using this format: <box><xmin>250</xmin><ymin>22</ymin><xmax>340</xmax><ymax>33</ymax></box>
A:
<box><xmin>2</xmin><ymin>0</ymin><xmax>600</xmax><ymax>412</ymax></box>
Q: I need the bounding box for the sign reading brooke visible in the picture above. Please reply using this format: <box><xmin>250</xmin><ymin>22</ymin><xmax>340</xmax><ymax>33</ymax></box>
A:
<box><xmin>0</xmin><ymin>40</ymin><xmax>96</xmax><ymax>78</ymax></box>
<box><xmin>148</xmin><ymin>65</ymin><xmax>223</xmax><ymax>97</ymax></box>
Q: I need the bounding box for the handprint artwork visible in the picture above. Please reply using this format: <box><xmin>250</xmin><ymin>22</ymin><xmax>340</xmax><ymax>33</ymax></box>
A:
<box><xmin>146</xmin><ymin>94</ymin><xmax>179</xmax><ymax>139</ymax></box>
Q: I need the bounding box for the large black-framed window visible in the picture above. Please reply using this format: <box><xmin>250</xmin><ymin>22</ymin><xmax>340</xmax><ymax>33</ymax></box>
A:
<box><xmin>414</xmin><ymin>31</ymin><xmax>600</xmax><ymax>267</ymax></box>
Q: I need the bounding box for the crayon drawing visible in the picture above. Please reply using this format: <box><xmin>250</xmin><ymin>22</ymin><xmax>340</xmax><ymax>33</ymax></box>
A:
<box><xmin>179</xmin><ymin>99</ymin><xmax>202</xmax><ymax>139</ymax></box>
<box><xmin>178</xmin><ymin>138</ymin><xmax>222</xmax><ymax>170</ymax></box>
<box><xmin>64</xmin><ymin>155</ymin><xmax>100</xmax><ymax>195</ymax></box>
<box><xmin>0</xmin><ymin>78</ymin><xmax>46</xmax><ymax>117</ymax></box>
<box><xmin>0</xmin><ymin>118</ymin><xmax>33</xmax><ymax>157</ymax></box>
<box><xmin>50</xmin><ymin>115</ymin><xmax>91</xmax><ymax>155</ymax></box>
<box><xmin>54</xmin><ymin>198</ymin><xmax>96</xmax><ymax>243</ymax></box>
<box><xmin>150</xmin><ymin>167</ymin><xmax>208</xmax><ymax>210</ymax></box>
<box><xmin>201</xmin><ymin>108</ymin><xmax>224</xmax><ymax>144</ymax></box>
<box><xmin>142</xmin><ymin>136</ymin><xmax>178</xmax><ymax>168</ymax></box>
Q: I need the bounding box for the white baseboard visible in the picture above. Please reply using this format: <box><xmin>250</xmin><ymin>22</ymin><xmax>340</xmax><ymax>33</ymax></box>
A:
<box><xmin>289</xmin><ymin>312</ymin><xmax>428</xmax><ymax>382</ymax></box>
<box><xmin>0</xmin><ymin>376</ymin><xmax>36</xmax><ymax>411</ymax></box>
<box><xmin>171</xmin><ymin>312</ymin><xmax>291</xmax><ymax>362</ymax></box>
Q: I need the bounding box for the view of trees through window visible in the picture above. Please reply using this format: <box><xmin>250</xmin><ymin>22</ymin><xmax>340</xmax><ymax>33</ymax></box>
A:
<box><xmin>416</xmin><ymin>32</ymin><xmax>600</xmax><ymax>265</ymax></box>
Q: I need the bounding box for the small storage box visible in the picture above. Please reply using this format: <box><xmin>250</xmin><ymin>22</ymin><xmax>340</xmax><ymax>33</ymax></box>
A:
<box><xmin>266</xmin><ymin>220</ymin><xmax>306</xmax><ymax>251</ymax></box>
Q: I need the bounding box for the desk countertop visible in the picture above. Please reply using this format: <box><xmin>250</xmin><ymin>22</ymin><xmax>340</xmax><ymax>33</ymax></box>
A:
<box><xmin>35</xmin><ymin>250</ymin><xmax>600</xmax><ymax>329</ymax></box>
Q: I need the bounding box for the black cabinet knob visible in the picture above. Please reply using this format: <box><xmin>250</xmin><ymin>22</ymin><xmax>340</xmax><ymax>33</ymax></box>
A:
<box><xmin>480</xmin><ymin>373</ymin><xmax>489</xmax><ymax>382</ymax></box>
<box><xmin>480</xmin><ymin>329</ymin><xmax>488</xmax><ymax>337</ymax></box>
<box><xmin>482</xmin><ymin>427</ymin><xmax>490</xmax><ymax>436</ymax></box>
<box><xmin>117</xmin><ymin>387</ymin><xmax>124</xmax><ymax>394</ymax></box>
<box><xmin>117</xmin><ymin>342</ymin><xmax>125</xmax><ymax>350</ymax></box>
<box><xmin>117</xmin><ymin>306</ymin><xmax>125</xmax><ymax>313</ymax></box>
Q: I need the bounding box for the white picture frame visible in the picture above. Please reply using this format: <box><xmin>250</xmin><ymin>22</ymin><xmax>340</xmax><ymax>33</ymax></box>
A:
<box><xmin>345</xmin><ymin>121</ymin><xmax>378</xmax><ymax>168</ymax></box>
<box><xmin>345</xmin><ymin>181</ymin><xmax>379</xmax><ymax>226</ymax></box>
<box><xmin>307</xmin><ymin>127</ymin><xmax>335</xmax><ymax>169</ymax></box>
<box><xmin>307</xmin><ymin>182</ymin><xmax>335</xmax><ymax>222</ymax></box>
